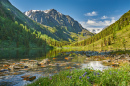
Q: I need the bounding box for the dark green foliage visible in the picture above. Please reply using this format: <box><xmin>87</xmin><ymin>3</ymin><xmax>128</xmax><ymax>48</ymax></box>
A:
<box><xmin>0</xmin><ymin>16</ymin><xmax>48</xmax><ymax>48</ymax></box>
<box><xmin>0</xmin><ymin>2</ymin><xmax>49</xmax><ymax>48</ymax></box>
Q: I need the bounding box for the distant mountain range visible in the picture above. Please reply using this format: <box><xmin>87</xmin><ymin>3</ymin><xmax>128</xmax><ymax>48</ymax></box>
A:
<box><xmin>24</xmin><ymin>9</ymin><xmax>86</xmax><ymax>33</ymax></box>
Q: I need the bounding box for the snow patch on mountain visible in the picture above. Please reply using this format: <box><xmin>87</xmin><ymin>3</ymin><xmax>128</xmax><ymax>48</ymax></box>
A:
<box><xmin>32</xmin><ymin>10</ymin><xmax>40</xmax><ymax>12</ymax></box>
<box><xmin>44</xmin><ymin>10</ymin><xmax>50</xmax><ymax>13</ymax></box>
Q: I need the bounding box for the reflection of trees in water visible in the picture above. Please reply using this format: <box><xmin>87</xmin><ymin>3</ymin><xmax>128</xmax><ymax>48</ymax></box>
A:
<box><xmin>0</xmin><ymin>49</ymin><xmax>48</xmax><ymax>60</ymax></box>
<box><xmin>0</xmin><ymin>48</ymin><xmax>87</xmax><ymax>61</ymax></box>
<box><xmin>0</xmin><ymin>49</ymin><xmax>67</xmax><ymax>61</ymax></box>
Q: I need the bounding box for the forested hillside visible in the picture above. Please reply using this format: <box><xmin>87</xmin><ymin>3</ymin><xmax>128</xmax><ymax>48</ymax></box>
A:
<box><xmin>72</xmin><ymin>10</ymin><xmax>130</xmax><ymax>49</ymax></box>
<box><xmin>0</xmin><ymin>1</ymin><xmax>50</xmax><ymax>48</ymax></box>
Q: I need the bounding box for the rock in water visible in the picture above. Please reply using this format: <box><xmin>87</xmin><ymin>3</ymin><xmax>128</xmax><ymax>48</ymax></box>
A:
<box><xmin>21</xmin><ymin>75</ymin><xmax>36</xmax><ymax>81</ymax></box>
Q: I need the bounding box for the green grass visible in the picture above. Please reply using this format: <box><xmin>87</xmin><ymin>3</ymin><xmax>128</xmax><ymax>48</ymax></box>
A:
<box><xmin>27</xmin><ymin>63</ymin><xmax>130</xmax><ymax>86</ymax></box>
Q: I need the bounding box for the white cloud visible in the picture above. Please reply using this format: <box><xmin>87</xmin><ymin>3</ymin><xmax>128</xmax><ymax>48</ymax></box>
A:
<box><xmin>84</xmin><ymin>11</ymin><xmax>97</xmax><ymax>16</ymax></box>
<box><xmin>111</xmin><ymin>17</ymin><xmax>115</xmax><ymax>20</ymax></box>
<box><xmin>101</xmin><ymin>16</ymin><xmax>108</xmax><ymax>19</ymax></box>
<box><xmin>80</xmin><ymin>17</ymin><xmax>116</xmax><ymax>33</ymax></box>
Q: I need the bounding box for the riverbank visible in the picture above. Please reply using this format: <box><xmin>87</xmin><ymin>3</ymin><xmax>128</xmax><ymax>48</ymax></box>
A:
<box><xmin>0</xmin><ymin>49</ymin><xmax>129</xmax><ymax>86</ymax></box>
<box><xmin>27</xmin><ymin>62</ymin><xmax>130</xmax><ymax>86</ymax></box>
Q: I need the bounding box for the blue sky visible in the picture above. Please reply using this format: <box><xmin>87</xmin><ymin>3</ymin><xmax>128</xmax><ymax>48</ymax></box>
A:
<box><xmin>9</xmin><ymin>0</ymin><xmax>130</xmax><ymax>33</ymax></box>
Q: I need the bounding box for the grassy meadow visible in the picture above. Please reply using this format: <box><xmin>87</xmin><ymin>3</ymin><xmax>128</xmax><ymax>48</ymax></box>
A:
<box><xmin>27</xmin><ymin>63</ymin><xmax>130</xmax><ymax>86</ymax></box>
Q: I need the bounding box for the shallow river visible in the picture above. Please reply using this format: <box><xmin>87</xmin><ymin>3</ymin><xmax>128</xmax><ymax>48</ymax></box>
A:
<box><xmin>0</xmin><ymin>49</ymin><xmax>110</xmax><ymax>86</ymax></box>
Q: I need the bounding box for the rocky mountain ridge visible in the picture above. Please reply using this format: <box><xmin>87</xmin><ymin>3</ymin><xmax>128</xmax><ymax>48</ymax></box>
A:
<box><xmin>24</xmin><ymin>9</ymin><xmax>87</xmax><ymax>33</ymax></box>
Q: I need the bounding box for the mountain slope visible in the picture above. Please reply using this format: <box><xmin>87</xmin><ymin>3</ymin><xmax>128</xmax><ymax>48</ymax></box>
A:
<box><xmin>72</xmin><ymin>10</ymin><xmax>130</xmax><ymax>50</ymax></box>
<box><xmin>24</xmin><ymin>9</ymin><xmax>93</xmax><ymax>42</ymax></box>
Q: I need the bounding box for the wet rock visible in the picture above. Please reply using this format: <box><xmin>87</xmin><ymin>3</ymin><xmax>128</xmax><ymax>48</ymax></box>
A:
<box><xmin>21</xmin><ymin>75</ymin><xmax>36</xmax><ymax>81</ymax></box>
